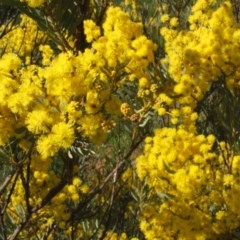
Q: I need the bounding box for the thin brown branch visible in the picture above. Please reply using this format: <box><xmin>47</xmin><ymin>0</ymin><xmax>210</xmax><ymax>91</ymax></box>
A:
<box><xmin>1</xmin><ymin>169</ymin><xmax>19</xmax><ymax>216</ymax></box>
<box><xmin>0</xmin><ymin>169</ymin><xmax>19</xmax><ymax>239</ymax></box>
<box><xmin>0</xmin><ymin>168</ymin><xmax>17</xmax><ymax>195</ymax></box>
<box><xmin>72</xmin><ymin>135</ymin><xmax>145</xmax><ymax>219</ymax></box>
<box><xmin>31</xmin><ymin>152</ymin><xmax>74</xmax><ymax>212</ymax></box>
<box><xmin>19</xmin><ymin>167</ymin><xmax>31</xmax><ymax>214</ymax></box>
<box><xmin>9</xmin><ymin>175</ymin><xmax>67</xmax><ymax>239</ymax></box>
<box><xmin>8</xmin><ymin>151</ymin><xmax>74</xmax><ymax>239</ymax></box>
<box><xmin>8</xmin><ymin>215</ymin><xmax>30</xmax><ymax>240</ymax></box>
<box><xmin>0</xmin><ymin>8</ymin><xmax>19</xmax><ymax>39</ymax></box>
<box><xmin>74</xmin><ymin>0</ymin><xmax>90</xmax><ymax>52</ymax></box>
<box><xmin>31</xmin><ymin>178</ymin><xmax>67</xmax><ymax>213</ymax></box>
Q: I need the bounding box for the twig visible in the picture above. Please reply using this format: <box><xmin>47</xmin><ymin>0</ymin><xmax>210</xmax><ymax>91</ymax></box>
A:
<box><xmin>0</xmin><ymin>168</ymin><xmax>17</xmax><ymax>195</ymax></box>
<box><xmin>72</xmin><ymin>135</ymin><xmax>145</xmax><ymax>219</ymax></box>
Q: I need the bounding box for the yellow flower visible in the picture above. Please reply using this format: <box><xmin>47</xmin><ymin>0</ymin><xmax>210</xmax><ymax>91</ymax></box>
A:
<box><xmin>223</xmin><ymin>174</ymin><xmax>234</xmax><ymax>187</ymax></box>
<box><xmin>232</xmin><ymin>156</ymin><xmax>240</xmax><ymax>175</ymax></box>
<box><xmin>170</xmin><ymin>17</ymin><xmax>179</xmax><ymax>27</ymax></box>
<box><xmin>67</xmin><ymin>185</ymin><xmax>77</xmax><ymax>194</ymax></box>
<box><xmin>120</xmin><ymin>103</ymin><xmax>131</xmax><ymax>116</ymax></box>
<box><xmin>37</xmin><ymin>122</ymin><xmax>74</xmax><ymax>158</ymax></box>
<box><xmin>84</xmin><ymin>20</ymin><xmax>101</xmax><ymax>43</ymax></box>
<box><xmin>72</xmin><ymin>177</ymin><xmax>82</xmax><ymax>187</ymax></box>
<box><xmin>21</xmin><ymin>0</ymin><xmax>47</xmax><ymax>7</ymax></box>
<box><xmin>215</xmin><ymin>211</ymin><xmax>226</xmax><ymax>221</ymax></box>
<box><xmin>78</xmin><ymin>114</ymin><xmax>107</xmax><ymax>144</ymax></box>
<box><xmin>0</xmin><ymin>53</ymin><xmax>21</xmax><ymax>73</ymax></box>
<box><xmin>171</xmin><ymin>117</ymin><xmax>178</xmax><ymax>125</ymax></box>
<box><xmin>71</xmin><ymin>193</ymin><xmax>80</xmax><ymax>202</ymax></box>
<box><xmin>139</xmin><ymin>77</ymin><xmax>150</xmax><ymax>88</ymax></box>
<box><xmin>158</xmin><ymin>107</ymin><xmax>166</xmax><ymax>116</ymax></box>
<box><xmin>80</xmin><ymin>184</ymin><xmax>89</xmax><ymax>194</ymax></box>
<box><xmin>51</xmin><ymin>122</ymin><xmax>75</xmax><ymax>148</ymax></box>
<box><xmin>39</xmin><ymin>44</ymin><xmax>54</xmax><ymax>65</ymax></box>
<box><xmin>26</xmin><ymin>107</ymin><xmax>53</xmax><ymax>134</ymax></box>
<box><xmin>171</xmin><ymin>109</ymin><xmax>180</xmax><ymax>118</ymax></box>
<box><xmin>85</xmin><ymin>90</ymin><xmax>102</xmax><ymax>114</ymax></box>
<box><xmin>161</xmin><ymin>14</ymin><xmax>170</xmax><ymax>23</ymax></box>
<box><xmin>37</xmin><ymin>134</ymin><xmax>57</xmax><ymax>159</ymax></box>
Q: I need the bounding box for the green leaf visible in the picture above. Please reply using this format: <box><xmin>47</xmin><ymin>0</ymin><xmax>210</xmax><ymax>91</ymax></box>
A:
<box><xmin>162</xmin><ymin>160</ymin><xmax>175</xmax><ymax>174</ymax></box>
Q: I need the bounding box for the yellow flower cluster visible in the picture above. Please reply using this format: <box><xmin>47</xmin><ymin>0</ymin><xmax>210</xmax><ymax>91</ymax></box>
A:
<box><xmin>137</xmin><ymin>127</ymin><xmax>240</xmax><ymax>239</ymax></box>
<box><xmin>21</xmin><ymin>0</ymin><xmax>48</xmax><ymax>8</ymax></box>
<box><xmin>160</xmin><ymin>0</ymin><xmax>240</xmax><ymax>108</ymax></box>
<box><xmin>103</xmin><ymin>231</ymin><xmax>138</xmax><ymax>240</ymax></box>
<box><xmin>135</xmin><ymin>0</ymin><xmax>240</xmax><ymax>239</ymax></box>
<box><xmin>8</xmin><ymin>165</ymin><xmax>87</xmax><ymax>236</ymax></box>
<box><xmin>120</xmin><ymin>102</ymin><xmax>132</xmax><ymax>117</ymax></box>
<box><xmin>0</xmin><ymin>15</ymin><xmax>46</xmax><ymax>62</ymax></box>
<box><xmin>6</xmin><ymin>0</ymin><xmax>240</xmax><ymax>238</ymax></box>
<box><xmin>0</xmin><ymin>5</ymin><xmax>157</xmax><ymax>148</ymax></box>
<box><xmin>0</xmin><ymin>5</ymin><xmax>157</xmax><ymax>238</ymax></box>
<box><xmin>84</xmin><ymin>19</ymin><xmax>101</xmax><ymax>43</ymax></box>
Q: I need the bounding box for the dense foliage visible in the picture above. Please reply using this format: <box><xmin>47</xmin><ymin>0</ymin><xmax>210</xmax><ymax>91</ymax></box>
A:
<box><xmin>0</xmin><ymin>0</ymin><xmax>240</xmax><ymax>239</ymax></box>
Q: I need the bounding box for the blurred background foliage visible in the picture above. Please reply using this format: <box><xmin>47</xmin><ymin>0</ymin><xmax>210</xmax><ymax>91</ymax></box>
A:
<box><xmin>1</xmin><ymin>0</ymin><xmax>240</xmax><ymax>239</ymax></box>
